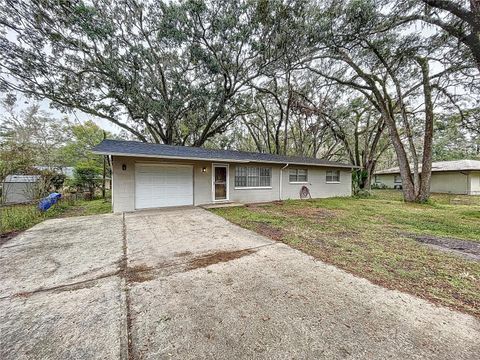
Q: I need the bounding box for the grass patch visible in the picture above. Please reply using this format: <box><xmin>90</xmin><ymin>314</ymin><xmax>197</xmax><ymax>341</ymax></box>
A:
<box><xmin>1</xmin><ymin>198</ymin><xmax>112</xmax><ymax>236</ymax></box>
<box><xmin>372</xmin><ymin>189</ymin><xmax>480</xmax><ymax>206</ymax></box>
<box><xmin>212</xmin><ymin>190</ymin><xmax>480</xmax><ymax>318</ymax></box>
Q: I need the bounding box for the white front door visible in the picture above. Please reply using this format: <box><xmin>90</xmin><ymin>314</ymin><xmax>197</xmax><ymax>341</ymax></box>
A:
<box><xmin>213</xmin><ymin>165</ymin><xmax>229</xmax><ymax>201</ymax></box>
<box><xmin>135</xmin><ymin>164</ymin><xmax>193</xmax><ymax>209</ymax></box>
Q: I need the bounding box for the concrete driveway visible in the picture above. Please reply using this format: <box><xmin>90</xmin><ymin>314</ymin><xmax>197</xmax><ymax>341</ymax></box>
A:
<box><xmin>1</xmin><ymin>208</ymin><xmax>479</xmax><ymax>359</ymax></box>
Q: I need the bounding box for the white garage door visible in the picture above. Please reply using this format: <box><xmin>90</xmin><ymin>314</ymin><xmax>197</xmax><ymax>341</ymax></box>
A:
<box><xmin>135</xmin><ymin>164</ymin><xmax>193</xmax><ymax>209</ymax></box>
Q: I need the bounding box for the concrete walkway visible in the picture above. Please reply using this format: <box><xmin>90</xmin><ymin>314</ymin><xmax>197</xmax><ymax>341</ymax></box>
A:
<box><xmin>1</xmin><ymin>208</ymin><xmax>479</xmax><ymax>359</ymax></box>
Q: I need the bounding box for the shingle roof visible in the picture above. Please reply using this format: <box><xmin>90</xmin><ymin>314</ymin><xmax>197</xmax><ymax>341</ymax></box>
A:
<box><xmin>4</xmin><ymin>175</ymin><xmax>41</xmax><ymax>183</ymax></box>
<box><xmin>92</xmin><ymin>139</ymin><xmax>355</xmax><ymax>168</ymax></box>
<box><xmin>375</xmin><ymin>160</ymin><xmax>480</xmax><ymax>175</ymax></box>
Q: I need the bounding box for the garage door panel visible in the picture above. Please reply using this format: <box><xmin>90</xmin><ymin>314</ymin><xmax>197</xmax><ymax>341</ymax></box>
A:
<box><xmin>135</xmin><ymin>164</ymin><xmax>193</xmax><ymax>209</ymax></box>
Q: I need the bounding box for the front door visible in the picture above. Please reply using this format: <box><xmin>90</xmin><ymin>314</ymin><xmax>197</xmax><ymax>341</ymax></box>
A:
<box><xmin>213</xmin><ymin>165</ymin><xmax>228</xmax><ymax>201</ymax></box>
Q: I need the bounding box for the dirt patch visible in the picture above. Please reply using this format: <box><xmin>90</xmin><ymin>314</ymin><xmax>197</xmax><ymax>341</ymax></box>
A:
<box><xmin>13</xmin><ymin>291</ymin><xmax>33</xmax><ymax>299</ymax></box>
<box><xmin>56</xmin><ymin>206</ymin><xmax>87</xmax><ymax>218</ymax></box>
<box><xmin>124</xmin><ymin>264</ymin><xmax>155</xmax><ymax>283</ymax></box>
<box><xmin>0</xmin><ymin>231</ymin><xmax>22</xmax><ymax>247</ymax></box>
<box><xmin>284</xmin><ymin>207</ymin><xmax>337</xmax><ymax>221</ymax></box>
<box><xmin>175</xmin><ymin>251</ymin><xmax>193</xmax><ymax>257</ymax></box>
<box><xmin>407</xmin><ymin>234</ymin><xmax>480</xmax><ymax>262</ymax></box>
<box><xmin>187</xmin><ymin>249</ymin><xmax>256</xmax><ymax>270</ymax></box>
<box><xmin>331</xmin><ymin>230</ymin><xmax>360</xmax><ymax>240</ymax></box>
<box><xmin>255</xmin><ymin>223</ymin><xmax>285</xmax><ymax>241</ymax></box>
<box><xmin>246</xmin><ymin>201</ymin><xmax>284</xmax><ymax>209</ymax></box>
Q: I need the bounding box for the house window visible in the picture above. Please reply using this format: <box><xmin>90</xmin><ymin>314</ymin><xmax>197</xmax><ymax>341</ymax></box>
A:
<box><xmin>326</xmin><ymin>170</ymin><xmax>340</xmax><ymax>183</ymax></box>
<box><xmin>235</xmin><ymin>166</ymin><xmax>271</xmax><ymax>188</ymax></box>
<box><xmin>394</xmin><ymin>175</ymin><xmax>402</xmax><ymax>183</ymax></box>
<box><xmin>289</xmin><ymin>169</ymin><xmax>308</xmax><ymax>182</ymax></box>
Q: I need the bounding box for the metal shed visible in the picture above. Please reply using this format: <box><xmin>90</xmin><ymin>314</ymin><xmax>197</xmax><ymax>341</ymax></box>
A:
<box><xmin>1</xmin><ymin>175</ymin><xmax>41</xmax><ymax>204</ymax></box>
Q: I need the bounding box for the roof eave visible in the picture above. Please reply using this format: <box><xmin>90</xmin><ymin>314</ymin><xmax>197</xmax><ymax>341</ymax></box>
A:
<box><xmin>92</xmin><ymin>150</ymin><xmax>356</xmax><ymax>169</ymax></box>
<box><xmin>375</xmin><ymin>169</ymin><xmax>480</xmax><ymax>175</ymax></box>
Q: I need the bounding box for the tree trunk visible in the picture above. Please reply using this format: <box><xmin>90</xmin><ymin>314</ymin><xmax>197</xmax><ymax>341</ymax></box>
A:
<box><xmin>364</xmin><ymin>119</ymin><xmax>386</xmax><ymax>190</ymax></box>
<box><xmin>364</xmin><ymin>159</ymin><xmax>376</xmax><ymax>190</ymax></box>
<box><xmin>338</xmin><ymin>52</ymin><xmax>417</xmax><ymax>201</ymax></box>
<box><xmin>417</xmin><ymin>57</ymin><xmax>435</xmax><ymax>202</ymax></box>
<box><xmin>284</xmin><ymin>87</ymin><xmax>292</xmax><ymax>155</ymax></box>
<box><xmin>376</xmin><ymin>100</ymin><xmax>416</xmax><ymax>201</ymax></box>
<box><xmin>102</xmin><ymin>131</ymin><xmax>107</xmax><ymax>200</ymax></box>
<box><xmin>243</xmin><ymin>118</ymin><xmax>263</xmax><ymax>153</ymax></box>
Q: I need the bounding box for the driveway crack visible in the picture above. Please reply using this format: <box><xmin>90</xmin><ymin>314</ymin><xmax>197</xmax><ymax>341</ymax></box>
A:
<box><xmin>0</xmin><ymin>271</ymin><xmax>121</xmax><ymax>300</ymax></box>
<box><xmin>120</xmin><ymin>212</ymin><xmax>135</xmax><ymax>360</ymax></box>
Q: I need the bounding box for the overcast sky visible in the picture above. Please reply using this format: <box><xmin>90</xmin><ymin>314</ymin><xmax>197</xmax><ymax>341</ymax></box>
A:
<box><xmin>0</xmin><ymin>93</ymin><xmax>123</xmax><ymax>135</ymax></box>
<box><xmin>0</xmin><ymin>28</ymin><xmax>122</xmax><ymax>134</ymax></box>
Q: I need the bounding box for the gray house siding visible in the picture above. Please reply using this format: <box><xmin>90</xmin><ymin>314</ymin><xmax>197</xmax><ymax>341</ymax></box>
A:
<box><xmin>112</xmin><ymin>156</ymin><xmax>219</xmax><ymax>212</ymax></box>
<box><xmin>111</xmin><ymin>156</ymin><xmax>135</xmax><ymax>212</ymax></box>
<box><xmin>111</xmin><ymin>156</ymin><xmax>352</xmax><ymax>213</ymax></box>
<box><xmin>281</xmin><ymin>166</ymin><xmax>352</xmax><ymax>200</ymax></box>
<box><xmin>375</xmin><ymin>171</ymin><xmax>480</xmax><ymax>195</ymax></box>
<box><xmin>430</xmin><ymin>172</ymin><xmax>469</xmax><ymax>194</ymax></box>
<box><xmin>228</xmin><ymin>164</ymin><xmax>282</xmax><ymax>204</ymax></box>
<box><xmin>469</xmin><ymin>171</ymin><xmax>480</xmax><ymax>195</ymax></box>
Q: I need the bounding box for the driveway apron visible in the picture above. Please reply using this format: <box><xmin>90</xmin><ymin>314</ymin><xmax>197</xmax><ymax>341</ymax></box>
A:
<box><xmin>1</xmin><ymin>207</ymin><xmax>479</xmax><ymax>359</ymax></box>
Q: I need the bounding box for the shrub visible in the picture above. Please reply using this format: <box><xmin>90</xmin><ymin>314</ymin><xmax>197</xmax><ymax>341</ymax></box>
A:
<box><xmin>355</xmin><ymin>189</ymin><xmax>372</xmax><ymax>198</ymax></box>
<box><xmin>73</xmin><ymin>162</ymin><xmax>102</xmax><ymax>195</ymax></box>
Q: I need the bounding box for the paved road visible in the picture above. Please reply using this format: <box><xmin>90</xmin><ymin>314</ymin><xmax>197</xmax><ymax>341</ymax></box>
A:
<box><xmin>1</xmin><ymin>207</ymin><xmax>479</xmax><ymax>359</ymax></box>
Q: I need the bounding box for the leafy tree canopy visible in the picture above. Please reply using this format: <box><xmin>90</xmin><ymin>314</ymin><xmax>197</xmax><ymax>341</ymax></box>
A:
<box><xmin>59</xmin><ymin>120</ymin><xmax>112</xmax><ymax>168</ymax></box>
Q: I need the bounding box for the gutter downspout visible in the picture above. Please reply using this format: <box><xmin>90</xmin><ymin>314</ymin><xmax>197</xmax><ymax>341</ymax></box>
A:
<box><xmin>466</xmin><ymin>172</ymin><xmax>470</xmax><ymax>195</ymax></box>
<box><xmin>280</xmin><ymin>163</ymin><xmax>289</xmax><ymax>201</ymax></box>
<box><xmin>110</xmin><ymin>155</ymin><xmax>114</xmax><ymax>211</ymax></box>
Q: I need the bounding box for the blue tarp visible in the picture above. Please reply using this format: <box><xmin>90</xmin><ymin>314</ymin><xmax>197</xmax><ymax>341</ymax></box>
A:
<box><xmin>38</xmin><ymin>193</ymin><xmax>62</xmax><ymax>212</ymax></box>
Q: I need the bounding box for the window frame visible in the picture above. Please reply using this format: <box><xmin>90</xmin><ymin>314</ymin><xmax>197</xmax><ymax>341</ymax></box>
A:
<box><xmin>289</xmin><ymin>168</ymin><xmax>308</xmax><ymax>183</ymax></box>
<box><xmin>326</xmin><ymin>170</ymin><xmax>341</xmax><ymax>183</ymax></box>
<box><xmin>394</xmin><ymin>174</ymin><xmax>402</xmax><ymax>184</ymax></box>
<box><xmin>234</xmin><ymin>166</ymin><xmax>272</xmax><ymax>189</ymax></box>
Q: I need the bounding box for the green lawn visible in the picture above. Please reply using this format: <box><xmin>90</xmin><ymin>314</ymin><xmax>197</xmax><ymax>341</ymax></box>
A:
<box><xmin>1</xmin><ymin>198</ymin><xmax>112</xmax><ymax>237</ymax></box>
<box><xmin>211</xmin><ymin>190</ymin><xmax>480</xmax><ymax>318</ymax></box>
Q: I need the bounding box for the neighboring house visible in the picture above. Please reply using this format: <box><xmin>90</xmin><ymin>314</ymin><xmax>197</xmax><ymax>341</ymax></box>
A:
<box><xmin>34</xmin><ymin>166</ymin><xmax>75</xmax><ymax>178</ymax></box>
<box><xmin>35</xmin><ymin>165</ymin><xmax>112</xmax><ymax>190</ymax></box>
<box><xmin>1</xmin><ymin>175</ymin><xmax>42</xmax><ymax>204</ymax></box>
<box><xmin>92</xmin><ymin>139</ymin><xmax>355</xmax><ymax>213</ymax></box>
<box><xmin>374</xmin><ymin>160</ymin><xmax>480</xmax><ymax>195</ymax></box>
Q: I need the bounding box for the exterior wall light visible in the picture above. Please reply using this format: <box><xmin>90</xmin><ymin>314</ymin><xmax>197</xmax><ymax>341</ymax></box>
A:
<box><xmin>202</xmin><ymin>167</ymin><xmax>207</xmax><ymax>173</ymax></box>
<box><xmin>122</xmin><ymin>164</ymin><xmax>127</xmax><ymax>171</ymax></box>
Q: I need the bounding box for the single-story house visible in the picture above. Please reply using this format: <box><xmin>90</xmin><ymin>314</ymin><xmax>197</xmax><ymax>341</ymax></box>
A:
<box><xmin>92</xmin><ymin>140</ymin><xmax>355</xmax><ymax>213</ymax></box>
<box><xmin>374</xmin><ymin>160</ymin><xmax>480</xmax><ymax>195</ymax></box>
<box><xmin>34</xmin><ymin>166</ymin><xmax>75</xmax><ymax>178</ymax></box>
<box><xmin>1</xmin><ymin>175</ymin><xmax>42</xmax><ymax>204</ymax></box>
